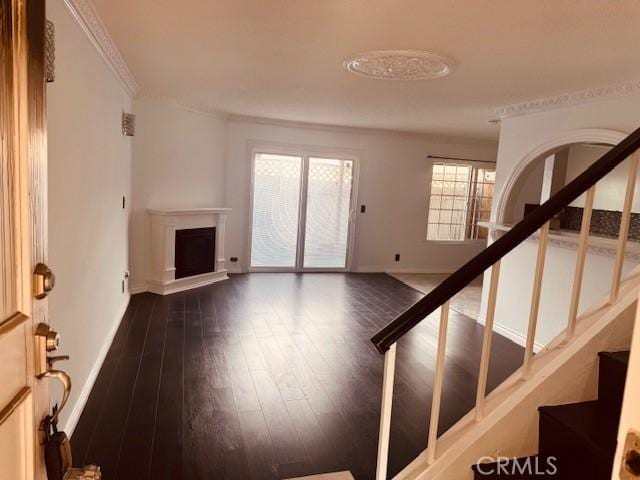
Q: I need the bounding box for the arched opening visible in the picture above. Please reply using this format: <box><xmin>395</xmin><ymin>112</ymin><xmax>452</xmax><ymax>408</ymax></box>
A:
<box><xmin>496</xmin><ymin>129</ymin><xmax>628</xmax><ymax>227</ymax></box>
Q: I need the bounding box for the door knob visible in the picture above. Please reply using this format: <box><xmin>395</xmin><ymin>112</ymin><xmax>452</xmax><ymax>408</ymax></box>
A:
<box><xmin>34</xmin><ymin>263</ymin><xmax>56</xmax><ymax>299</ymax></box>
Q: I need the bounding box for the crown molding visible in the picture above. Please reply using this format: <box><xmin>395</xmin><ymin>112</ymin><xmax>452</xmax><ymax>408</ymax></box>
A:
<box><xmin>137</xmin><ymin>98</ymin><xmax>496</xmax><ymax>146</ymax></box>
<box><xmin>138</xmin><ymin>97</ymin><xmax>494</xmax><ymax>145</ymax></box>
<box><xmin>495</xmin><ymin>79</ymin><xmax>640</xmax><ymax>119</ymax></box>
<box><xmin>135</xmin><ymin>95</ymin><xmax>229</xmax><ymax>119</ymax></box>
<box><xmin>63</xmin><ymin>0</ymin><xmax>139</xmax><ymax>97</ymax></box>
<box><xmin>228</xmin><ymin>114</ymin><xmax>497</xmax><ymax>147</ymax></box>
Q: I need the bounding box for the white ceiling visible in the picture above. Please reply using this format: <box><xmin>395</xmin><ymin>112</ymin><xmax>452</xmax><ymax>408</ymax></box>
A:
<box><xmin>91</xmin><ymin>0</ymin><xmax>640</xmax><ymax>140</ymax></box>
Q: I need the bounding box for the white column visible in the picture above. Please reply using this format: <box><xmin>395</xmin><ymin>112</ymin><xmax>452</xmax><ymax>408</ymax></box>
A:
<box><xmin>216</xmin><ymin>213</ymin><xmax>227</xmax><ymax>272</ymax></box>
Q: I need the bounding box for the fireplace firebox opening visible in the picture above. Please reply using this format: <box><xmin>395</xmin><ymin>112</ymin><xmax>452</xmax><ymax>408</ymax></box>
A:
<box><xmin>175</xmin><ymin>227</ymin><xmax>216</xmax><ymax>279</ymax></box>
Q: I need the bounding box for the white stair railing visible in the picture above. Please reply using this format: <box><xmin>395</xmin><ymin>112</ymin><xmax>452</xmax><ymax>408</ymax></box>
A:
<box><xmin>371</xmin><ymin>144</ymin><xmax>640</xmax><ymax>480</ymax></box>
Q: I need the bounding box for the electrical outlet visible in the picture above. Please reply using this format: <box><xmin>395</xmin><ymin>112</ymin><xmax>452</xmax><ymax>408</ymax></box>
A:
<box><xmin>395</xmin><ymin>254</ymin><xmax>400</xmax><ymax>262</ymax></box>
<box><xmin>122</xmin><ymin>196</ymin><xmax>126</xmax><ymax>209</ymax></box>
<box><xmin>360</xmin><ymin>205</ymin><xmax>366</xmax><ymax>213</ymax></box>
<box><xmin>230</xmin><ymin>257</ymin><xmax>239</xmax><ymax>262</ymax></box>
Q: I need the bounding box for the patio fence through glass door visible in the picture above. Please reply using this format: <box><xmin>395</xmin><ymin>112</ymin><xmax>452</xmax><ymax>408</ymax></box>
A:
<box><xmin>250</xmin><ymin>152</ymin><xmax>355</xmax><ymax>270</ymax></box>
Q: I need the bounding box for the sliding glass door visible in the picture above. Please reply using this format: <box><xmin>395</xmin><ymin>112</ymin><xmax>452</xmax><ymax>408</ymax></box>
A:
<box><xmin>303</xmin><ymin>157</ymin><xmax>354</xmax><ymax>268</ymax></box>
<box><xmin>250</xmin><ymin>153</ymin><xmax>303</xmax><ymax>268</ymax></box>
<box><xmin>250</xmin><ymin>152</ymin><xmax>355</xmax><ymax>271</ymax></box>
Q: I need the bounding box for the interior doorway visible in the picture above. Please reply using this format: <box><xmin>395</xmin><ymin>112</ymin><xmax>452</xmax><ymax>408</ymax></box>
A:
<box><xmin>249</xmin><ymin>152</ymin><xmax>357</xmax><ymax>271</ymax></box>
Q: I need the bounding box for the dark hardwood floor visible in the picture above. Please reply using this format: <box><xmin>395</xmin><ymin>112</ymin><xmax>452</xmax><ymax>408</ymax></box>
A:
<box><xmin>71</xmin><ymin>273</ymin><xmax>523</xmax><ymax>480</ymax></box>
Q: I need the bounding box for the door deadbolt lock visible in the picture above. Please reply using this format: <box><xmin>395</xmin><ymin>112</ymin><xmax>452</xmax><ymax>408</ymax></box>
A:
<box><xmin>34</xmin><ymin>263</ymin><xmax>56</xmax><ymax>299</ymax></box>
<box><xmin>35</xmin><ymin>323</ymin><xmax>60</xmax><ymax>376</ymax></box>
<box><xmin>36</xmin><ymin>323</ymin><xmax>60</xmax><ymax>351</ymax></box>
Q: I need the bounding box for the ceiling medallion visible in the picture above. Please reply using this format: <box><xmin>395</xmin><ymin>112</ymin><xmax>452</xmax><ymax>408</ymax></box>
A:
<box><xmin>343</xmin><ymin>50</ymin><xmax>455</xmax><ymax>80</ymax></box>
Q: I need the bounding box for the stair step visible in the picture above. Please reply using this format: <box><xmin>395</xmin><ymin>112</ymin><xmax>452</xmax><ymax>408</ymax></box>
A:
<box><xmin>472</xmin><ymin>455</ymin><xmax>565</xmax><ymax>479</ymax></box>
<box><xmin>471</xmin><ymin>350</ymin><xmax>629</xmax><ymax>479</ymax></box>
<box><xmin>539</xmin><ymin>400</ymin><xmax>619</xmax><ymax>479</ymax></box>
<box><xmin>598</xmin><ymin>350</ymin><xmax>630</xmax><ymax>416</ymax></box>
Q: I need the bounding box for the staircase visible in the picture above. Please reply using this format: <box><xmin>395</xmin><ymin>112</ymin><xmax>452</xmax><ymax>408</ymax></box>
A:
<box><xmin>471</xmin><ymin>351</ymin><xmax>630</xmax><ymax>479</ymax></box>
<box><xmin>368</xmin><ymin>126</ymin><xmax>640</xmax><ymax>480</ymax></box>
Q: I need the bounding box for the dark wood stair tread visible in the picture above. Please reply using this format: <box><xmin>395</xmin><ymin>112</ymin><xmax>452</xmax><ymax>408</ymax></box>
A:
<box><xmin>472</xmin><ymin>351</ymin><xmax>630</xmax><ymax>479</ymax></box>
<box><xmin>538</xmin><ymin>400</ymin><xmax>619</xmax><ymax>458</ymax></box>
<box><xmin>597</xmin><ymin>350</ymin><xmax>630</xmax><ymax>418</ymax></box>
<box><xmin>598</xmin><ymin>350</ymin><xmax>630</xmax><ymax>366</ymax></box>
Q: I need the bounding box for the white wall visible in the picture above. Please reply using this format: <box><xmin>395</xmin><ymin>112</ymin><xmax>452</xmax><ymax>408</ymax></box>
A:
<box><xmin>225</xmin><ymin>118</ymin><xmax>498</xmax><ymax>274</ymax></box>
<box><xmin>130</xmin><ymin>98</ymin><xmax>228</xmax><ymax>291</ymax></box>
<box><xmin>482</xmin><ymin>95</ymin><xmax>640</xmax><ymax>346</ymax></box>
<box><xmin>563</xmin><ymin>143</ymin><xmax>640</xmax><ymax>211</ymax></box>
<box><xmin>503</xmin><ymin>159</ymin><xmax>544</xmax><ymax>223</ymax></box>
<box><xmin>492</xmin><ymin>240</ymin><xmax>636</xmax><ymax>347</ymax></box>
<box><xmin>47</xmin><ymin>0</ymin><xmax>132</xmax><ymax>432</ymax></box>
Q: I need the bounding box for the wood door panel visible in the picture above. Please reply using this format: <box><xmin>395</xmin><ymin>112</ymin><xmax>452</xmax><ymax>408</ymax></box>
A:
<box><xmin>0</xmin><ymin>325</ymin><xmax>28</xmax><ymax>408</ymax></box>
<box><xmin>0</xmin><ymin>0</ymin><xmax>18</xmax><ymax>324</ymax></box>
<box><xmin>0</xmin><ymin>0</ymin><xmax>48</xmax><ymax>478</ymax></box>
<box><xmin>0</xmin><ymin>389</ymin><xmax>35</xmax><ymax>480</ymax></box>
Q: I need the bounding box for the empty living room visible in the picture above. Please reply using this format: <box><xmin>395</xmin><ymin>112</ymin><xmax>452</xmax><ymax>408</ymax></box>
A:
<box><xmin>2</xmin><ymin>1</ymin><xmax>640</xmax><ymax>479</ymax></box>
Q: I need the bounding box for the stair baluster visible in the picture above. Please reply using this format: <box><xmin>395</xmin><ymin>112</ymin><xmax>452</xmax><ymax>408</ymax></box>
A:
<box><xmin>425</xmin><ymin>301</ymin><xmax>450</xmax><ymax>465</ymax></box>
<box><xmin>522</xmin><ymin>221</ymin><xmax>550</xmax><ymax>379</ymax></box>
<box><xmin>375</xmin><ymin>342</ymin><xmax>397</xmax><ymax>480</ymax></box>
<box><xmin>566</xmin><ymin>185</ymin><xmax>596</xmax><ymax>342</ymax></box>
<box><xmin>371</xmin><ymin>127</ymin><xmax>640</xmax><ymax>479</ymax></box>
<box><xmin>475</xmin><ymin>261</ymin><xmax>501</xmax><ymax>420</ymax></box>
<box><xmin>610</xmin><ymin>152</ymin><xmax>639</xmax><ymax>303</ymax></box>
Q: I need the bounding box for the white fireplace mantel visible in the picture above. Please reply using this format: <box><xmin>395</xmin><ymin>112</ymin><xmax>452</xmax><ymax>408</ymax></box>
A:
<box><xmin>147</xmin><ymin>208</ymin><xmax>231</xmax><ymax>295</ymax></box>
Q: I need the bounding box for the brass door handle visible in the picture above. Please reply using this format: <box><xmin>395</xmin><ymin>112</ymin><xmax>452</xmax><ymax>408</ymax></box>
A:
<box><xmin>39</xmin><ymin>369</ymin><xmax>71</xmax><ymax>425</ymax></box>
<box><xmin>34</xmin><ymin>323</ymin><xmax>71</xmax><ymax>423</ymax></box>
<box><xmin>47</xmin><ymin>355</ymin><xmax>70</xmax><ymax>368</ymax></box>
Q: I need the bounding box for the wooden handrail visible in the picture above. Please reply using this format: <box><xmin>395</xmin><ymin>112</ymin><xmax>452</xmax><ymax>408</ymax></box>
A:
<box><xmin>371</xmin><ymin>126</ymin><xmax>640</xmax><ymax>354</ymax></box>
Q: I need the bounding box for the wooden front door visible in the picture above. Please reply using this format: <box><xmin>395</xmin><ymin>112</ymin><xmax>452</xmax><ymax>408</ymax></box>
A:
<box><xmin>613</xmin><ymin>304</ymin><xmax>640</xmax><ymax>479</ymax></box>
<box><xmin>0</xmin><ymin>0</ymin><xmax>50</xmax><ymax>479</ymax></box>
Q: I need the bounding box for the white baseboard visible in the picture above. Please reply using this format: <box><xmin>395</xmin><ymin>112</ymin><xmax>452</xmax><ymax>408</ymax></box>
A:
<box><xmin>220</xmin><ymin>266</ymin><xmax>456</xmax><ymax>275</ymax></box>
<box><xmin>132</xmin><ymin>271</ymin><xmax>236</xmax><ymax>294</ymax></box>
<box><xmin>62</xmin><ymin>295</ymin><xmax>131</xmax><ymax>435</ymax></box>
<box><xmin>129</xmin><ymin>283</ymin><xmax>147</xmax><ymax>294</ymax></box>
<box><xmin>387</xmin><ymin>268</ymin><xmax>456</xmax><ymax>274</ymax></box>
<box><xmin>357</xmin><ymin>266</ymin><xmax>456</xmax><ymax>274</ymax></box>
<box><xmin>147</xmin><ymin>270</ymin><xmax>229</xmax><ymax>295</ymax></box>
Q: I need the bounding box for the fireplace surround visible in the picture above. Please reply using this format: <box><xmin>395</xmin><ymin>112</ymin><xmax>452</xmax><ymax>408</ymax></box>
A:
<box><xmin>147</xmin><ymin>208</ymin><xmax>230</xmax><ymax>295</ymax></box>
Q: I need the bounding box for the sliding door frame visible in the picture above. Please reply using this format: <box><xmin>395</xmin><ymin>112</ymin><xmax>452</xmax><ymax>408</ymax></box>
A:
<box><xmin>245</xmin><ymin>141</ymin><xmax>361</xmax><ymax>273</ymax></box>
